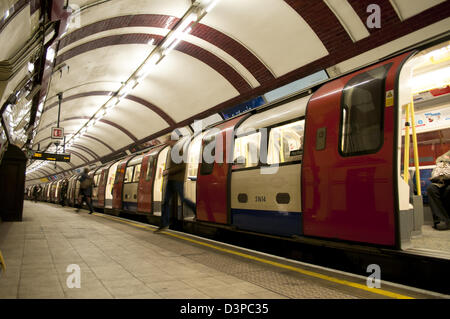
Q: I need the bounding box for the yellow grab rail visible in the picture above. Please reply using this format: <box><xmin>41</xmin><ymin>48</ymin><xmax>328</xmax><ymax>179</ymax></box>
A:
<box><xmin>410</xmin><ymin>100</ymin><xmax>422</xmax><ymax>196</ymax></box>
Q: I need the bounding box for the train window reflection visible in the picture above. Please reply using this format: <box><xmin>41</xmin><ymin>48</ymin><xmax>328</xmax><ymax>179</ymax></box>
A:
<box><xmin>233</xmin><ymin>132</ymin><xmax>261</xmax><ymax>169</ymax></box>
<box><xmin>268</xmin><ymin>120</ymin><xmax>304</xmax><ymax>164</ymax></box>
<box><xmin>124</xmin><ymin>166</ymin><xmax>134</xmax><ymax>183</ymax></box>
<box><xmin>133</xmin><ymin>164</ymin><xmax>141</xmax><ymax>182</ymax></box>
<box><xmin>340</xmin><ymin>63</ymin><xmax>392</xmax><ymax>156</ymax></box>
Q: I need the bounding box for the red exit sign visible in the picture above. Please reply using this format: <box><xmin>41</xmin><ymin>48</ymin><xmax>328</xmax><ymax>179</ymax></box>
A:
<box><xmin>51</xmin><ymin>127</ymin><xmax>64</xmax><ymax>140</ymax></box>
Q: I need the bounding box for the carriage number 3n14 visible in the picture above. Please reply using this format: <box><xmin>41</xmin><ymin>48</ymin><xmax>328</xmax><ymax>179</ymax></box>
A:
<box><xmin>225</xmin><ymin>303</ymin><xmax>269</xmax><ymax>314</ymax></box>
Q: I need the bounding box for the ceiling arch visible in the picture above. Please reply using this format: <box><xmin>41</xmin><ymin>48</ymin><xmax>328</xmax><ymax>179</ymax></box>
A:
<box><xmin>56</xmin><ymin>33</ymin><xmax>253</xmax><ymax>94</ymax></box>
<box><xmin>58</xmin><ymin>13</ymin><xmax>275</xmax><ymax>84</ymax></box>
<box><xmin>42</xmin><ymin>90</ymin><xmax>176</xmax><ymax>126</ymax></box>
<box><xmin>7</xmin><ymin>0</ymin><xmax>446</xmax><ymax>181</ymax></box>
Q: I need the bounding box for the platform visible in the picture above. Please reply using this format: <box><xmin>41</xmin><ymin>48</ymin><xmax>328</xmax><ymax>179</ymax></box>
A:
<box><xmin>0</xmin><ymin>202</ymin><xmax>447</xmax><ymax>299</ymax></box>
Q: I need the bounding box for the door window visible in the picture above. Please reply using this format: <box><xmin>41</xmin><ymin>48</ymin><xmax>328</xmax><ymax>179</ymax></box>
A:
<box><xmin>267</xmin><ymin>120</ymin><xmax>305</xmax><ymax>164</ymax></box>
<box><xmin>233</xmin><ymin>132</ymin><xmax>261</xmax><ymax>169</ymax></box>
<box><xmin>340</xmin><ymin>63</ymin><xmax>392</xmax><ymax>156</ymax></box>
<box><xmin>124</xmin><ymin>166</ymin><xmax>134</xmax><ymax>183</ymax></box>
<box><xmin>133</xmin><ymin>164</ymin><xmax>141</xmax><ymax>182</ymax></box>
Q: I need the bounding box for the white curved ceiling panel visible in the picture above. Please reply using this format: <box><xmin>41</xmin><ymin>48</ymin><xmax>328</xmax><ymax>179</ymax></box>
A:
<box><xmin>102</xmin><ymin>99</ymin><xmax>170</xmax><ymax>139</ymax></box>
<box><xmin>49</xmin><ymin>44</ymin><xmax>153</xmax><ymax>98</ymax></box>
<box><xmin>66</xmin><ymin>0</ymin><xmax>190</xmax><ymax>34</ymax></box>
<box><xmin>133</xmin><ymin>50</ymin><xmax>239</xmax><ymax>123</ymax></box>
<box><xmin>201</xmin><ymin>0</ymin><xmax>329</xmax><ymax>77</ymax></box>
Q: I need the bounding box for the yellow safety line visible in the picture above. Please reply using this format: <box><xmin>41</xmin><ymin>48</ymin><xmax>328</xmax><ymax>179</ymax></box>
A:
<box><xmin>0</xmin><ymin>250</ymin><xmax>6</xmax><ymax>272</ymax></box>
<box><xmin>94</xmin><ymin>213</ymin><xmax>414</xmax><ymax>299</ymax></box>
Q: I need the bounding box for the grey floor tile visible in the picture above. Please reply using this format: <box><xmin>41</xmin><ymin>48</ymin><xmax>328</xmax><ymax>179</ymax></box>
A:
<box><xmin>145</xmin><ymin>280</ymin><xmax>193</xmax><ymax>293</ymax></box>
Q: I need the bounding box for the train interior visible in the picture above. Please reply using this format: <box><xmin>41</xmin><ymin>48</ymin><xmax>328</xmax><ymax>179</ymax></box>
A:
<box><xmin>398</xmin><ymin>40</ymin><xmax>450</xmax><ymax>254</ymax></box>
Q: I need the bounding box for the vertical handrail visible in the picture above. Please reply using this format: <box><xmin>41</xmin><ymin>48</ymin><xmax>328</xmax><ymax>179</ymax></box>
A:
<box><xmin>403</xmin><ymin>104</ymin><xmax>411</xmax><ymax>183</ymax></box>
<box><xmin>410</xmin><ymin>99</ymin><xmax>421</xmax><ymax>196</ymax></box>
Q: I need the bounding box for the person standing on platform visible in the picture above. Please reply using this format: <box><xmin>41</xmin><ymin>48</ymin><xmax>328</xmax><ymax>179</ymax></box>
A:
<box><xmin>427</xmin><ymin>150</ymin><xmax>450</xmax><ymax>230</ymax></box>
<box><xmin>33</xmin><ymin>185</ymin><xmax>41</xmax><ymax>203</ymax></box>
<box><xmin>60</xmin><ymin>179</ymin><xmax>68</xmax><ymax>207</ymax></box>
<box><xmin>75</xmin><ymin>168</ymin><xmax>94</xmax><ymax>214</ymax></box>
<box><xmin>156</xmin><ymin>136</ymin><xmax>191</xmax><ymax>232</ymax></box>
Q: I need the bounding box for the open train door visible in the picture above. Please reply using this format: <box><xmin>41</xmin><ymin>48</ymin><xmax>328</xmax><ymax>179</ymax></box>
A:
<box><xmin>112</xmin><ymin>156</ymin><xmax>133</xmax><ymax>211</ymax></box>
<box><xmin>302</xmin><ymin>52</ymin><xmax>412</xmax><ymax>247</ymax></box>
<box><xmin>137</xmin><ymin>145</ymin><xmax>165</xmax><ymax>214</ymax></box>
<box><xmin>97</xmin><ymin>162</ymin><xmax>114</xmax><ymax>209</ymax></box>
<box><xmin>196</xmin><ymin>115</ymin><xmax>245</xmax><ymax>224</ymax></box>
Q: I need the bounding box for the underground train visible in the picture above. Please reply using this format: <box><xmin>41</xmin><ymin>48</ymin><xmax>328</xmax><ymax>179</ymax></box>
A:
<box><xmin>29</xmin><ymin>47</ymin><xmax>450</xmax><ymax>250</ymax></box>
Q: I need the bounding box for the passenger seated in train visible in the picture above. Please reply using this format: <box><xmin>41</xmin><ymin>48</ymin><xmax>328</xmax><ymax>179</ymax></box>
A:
<box><xmin>426</xmin><ymin>150</ymin><xmax>450</xmax><ymax>230</ymax></box>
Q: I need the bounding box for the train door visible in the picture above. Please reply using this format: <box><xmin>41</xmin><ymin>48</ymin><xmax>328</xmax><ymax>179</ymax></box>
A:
<box><xmin>92</xmin><ymin>169</ymin><xmax>102</xmax><ymax>207</ymax></box>
<box><xmin>196</xmin><ymin>116</ymin><xmax>244</xmax><ymax>224</ymax></box>
<box><xmin>230</xmin><ymin>97</ymin><xmax>309</xmax><ymax>237</ymax></box>
<box><xmin>302</xmin><ymin>52</ymin><xmax>412</xmax><ymax>247</ymax></box>
<box><xmin>97</xmin><ymin>164</ymin><xmax>113</xmax><ymax>209</ymax></box>
<box><xmin>153</xmin><ymin>146</ymin><xmax>169</xmax><ymax>216</ymax></box>
<box><xmin>122</xmin><ymin>155</ymin><xmax>143</xmax><ymax>212</ymax></box>
<box><xmin>105</xmin><ymin>161</ymin><xmax>119</xmax><ymax>209</ymax></box>
<box><xmin>184</xmin><ymin>133</ymin><xmax>205</xmax><ymax>214</ymax></box>
<box><xmin>55</xmin><ymin>180</ymin><xmax>61</xmax><ymax>202</ymax></box>
<box><xmin>112</xmin><ymin>157</ymin><xmax>132</xmax><ymax>210</ymax></box>
<box><xmin>137</xmin><ymin>145</ymin><xmax>164</xmax><ymax>214</ymax></box>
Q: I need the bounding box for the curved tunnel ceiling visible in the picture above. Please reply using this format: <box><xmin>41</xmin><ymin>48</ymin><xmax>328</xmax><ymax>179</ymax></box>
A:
<box><xmin>4</xmin><ymin>0</ymin><xmax>446</xmax><ymax>182</ymax></box>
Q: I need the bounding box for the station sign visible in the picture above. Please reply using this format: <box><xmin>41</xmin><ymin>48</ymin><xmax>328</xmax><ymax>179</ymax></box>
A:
<box><xmin>51</xmin><ymin>127</ymin><xmax>64</xmax><ymax>140</ymax></box>
<box><xmin>31</xmin><ymin>151</ymin><xmax>71</xmax><ymax>162</ymax></box>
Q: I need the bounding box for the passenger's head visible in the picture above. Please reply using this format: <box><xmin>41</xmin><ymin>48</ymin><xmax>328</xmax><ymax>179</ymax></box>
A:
<box><xmin>437</xmin><ymin>150</ymin><xmax>450</xmax><ymax>164</ymax></box>
<box><xmin>83</xmin><ymin>167</ymin><xmax>89</xmax><ymax>174</ymax></box>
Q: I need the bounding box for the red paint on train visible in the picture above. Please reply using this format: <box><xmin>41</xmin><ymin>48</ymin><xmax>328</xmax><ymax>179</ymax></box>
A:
<box><xmin>302</xmin><ymin>53</ymin><xmax>410</xmax><ymax>246</ymax></box>
<box><xmin>196</xmin><ymin>115</ymin><xmax>244</xmax><ymax>224</ymax></box>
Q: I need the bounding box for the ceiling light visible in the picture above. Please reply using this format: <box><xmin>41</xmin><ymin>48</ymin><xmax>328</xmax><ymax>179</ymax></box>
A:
<box><xmin>205</xmin><ymin>0</ymin><xmax>221</xmax><ymax>12</ymax></box>
<box><xmin>136</xmin><ymin>53</ymin><xmax>161</xmax><ymax>78</ymax></box>
<box><xmin>46</xmin><ymin>48</ymin><xmax>56</xmax><ymax>63</ymax></box>
<box><xmin>28</xmin><ymin>62</ymin><xmax>35</xmax><ymax>73</ymax></box>
<box><xmin>164</xmin><ymin>27</ymin><xmax>192</xmax><ymax>55</ymax></box>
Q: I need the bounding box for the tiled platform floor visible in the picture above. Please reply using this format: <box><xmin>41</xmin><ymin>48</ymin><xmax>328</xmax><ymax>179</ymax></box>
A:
<box><xmin>0</xmin><ymin>201</ymin><xmax>432</xmax><ymax>299</ymax></box>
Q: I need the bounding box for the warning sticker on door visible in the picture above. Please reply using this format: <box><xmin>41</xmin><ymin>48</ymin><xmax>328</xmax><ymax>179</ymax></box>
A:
<box><xmin>386</xmin><ymin>90</ymin><xmax>394</xmax><ymax>107</ymax></box>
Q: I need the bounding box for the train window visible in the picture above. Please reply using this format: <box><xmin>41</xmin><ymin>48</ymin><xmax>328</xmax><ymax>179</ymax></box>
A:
<box><xmin>340</xmin><ymin>63</ymin><xmax>392</xmax><ymax>156</ymax></box>
<box><xmin>124</xmin><ymin>166</ymin><xmax>134</xmax><ymax>183</ymax></box>
<box><xmin>233</xmin><ymin>132</ymin><xmax>261</xmax><ymax>169</ymax></box>
<box><xmin>133</xmin><ymin>164</ymin><xmax>141</xmax><ymax>182</ymax></box>
<box><xmin>200</xmin><ymin>134</ymin><xmax>216</xmax><ymax>175</ymax></box>
<box><xmin>145</xmin><ymin>157</ymin><xmax>154</xmax><ymax>181</ymax></box>
<box><xmin>267</xmin><ymin>120</ymin><xmax>305</xmax><ymax>164</ymax></box>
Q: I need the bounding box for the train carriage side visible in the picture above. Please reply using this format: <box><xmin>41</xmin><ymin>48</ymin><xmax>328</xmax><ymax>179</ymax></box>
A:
<box><xmin>67</xmin><ymin>175</ymin><xmax>78</xmax><ymax>206</ymax></box>
<box><xmin>301</xmin><ymin>52</ymin><xmax>413</xmax><ymax>247</ymax></box>
<box><xmin>122</xmin><ymin>155</ymin><xmax>144</xmax><ymax>212</ymax></box>
<box><xmin>112</xmin><ymin>156</ymin><xmax>133</xmax><ymax>212</ymax></box>
<box><xmin>137</xmin><ymin>145</ymin><xmax>166</xmax><ymax>214</ymax></box>
<box><xmin>54</xmin><ymin>180</ymin><xmax>62</xmax><ymax>203</ymax></box>
<box><xmin>97</xmin><ymin>162</ymin><xmax>115</xmax><ymax>209</ymax></box>
<box><xmin>196</xmin><ymin>115</ymin><xmax>246</xmax><ymax>224</ymax></box>
<box><xmin>105</xmin><ymin>161</ymin><xmax>120</xmax><ymax>209</ymax></box>
<box><xmin>152</xmin><ymin>145</ymin><xmax>172</xmax><ymax>216</ymax></box>
<box><xmin>230</xmin><ymin>96</ymin><xmax>310</xmax><ymax>237</ymax></box>
<box><xmin>90</xmin><ymin>169</ymin><xmax>102</xmax><ymax>207</ymax></box>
